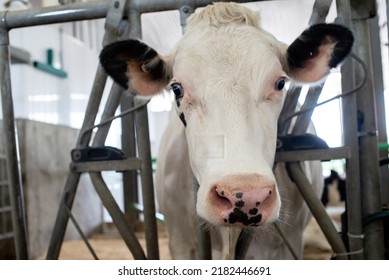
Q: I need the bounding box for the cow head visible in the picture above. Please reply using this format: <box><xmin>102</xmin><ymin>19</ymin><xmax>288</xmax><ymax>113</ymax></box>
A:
<box><xmin>100</xmin><ymin>3</ymin><xmax>353</xmax><ymax>227</ymax></box>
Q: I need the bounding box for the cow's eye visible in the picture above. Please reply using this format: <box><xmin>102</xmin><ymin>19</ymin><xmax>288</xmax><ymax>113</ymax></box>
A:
<box><xmin>274</xmin><ymin>77</ymin><xmax>286</xmax><ymax>91</ymax></box>
<box><xmin>171</xmin><ymin>82</ymin><xmax>184</xmax><ymax>99</ymax></box>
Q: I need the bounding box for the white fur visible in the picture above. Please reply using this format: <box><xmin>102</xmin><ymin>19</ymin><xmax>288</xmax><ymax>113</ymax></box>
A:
<box><xmin>156</xmin><ymin>110</ymin><xmax>323</xmax><ymax>259</ymax></box>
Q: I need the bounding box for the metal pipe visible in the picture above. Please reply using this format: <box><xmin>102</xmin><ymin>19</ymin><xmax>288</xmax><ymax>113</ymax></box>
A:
<box><xmin>2</xmin><ymin>0</ymin><xmax>261</xmax><ymax>31</ymax></box>
<box><xmin>134</xmin><ymin>97</ymin><xmax>159</xmax><ymax>259</ymax></box>
<box><xmin>128</xmin><ymin>0</ymin><xmax>262</xmax><ymax>14</ymax></box>
<box><xmin>370</xmin><ymin>14</ymin><xmax>389</xmax><ymax>208</ymax></box>
<box><xmin>120</xmin><ymin>7</ymin><xmax>140</xmax><ymax>229</ymax></box>
<box><xmin>0</xmin><ymin>27</ymin><xmax>29</xmax><ymax>260</ymax></box>
<box><xmin>46</xmin><ymin>172</ymin><xmax>81</xmax><ymax>259</ymax></box>
<box><xmin>286</xmin><ymin>162</ymin><xmax>348</xmax><ymax>259</ymax></box>
<box><xmin>291</xmin><ymin>85</ymin><xmax>324</xmax><ymax>135</ymax></box>
<box><xmin>192</xmin><ymin>175</ymin><xmax>212</xmax><ymax>259</ymax></box>
<box><xmin>179</xmin><ymin>5</ymin><xmax>195</xmax><ymax>32</ymax></box>
<box><xmin>336</xmin><ymin>0</ymin><xmax>364</xmax><ymax>260</ymax></box>
<box><xmin>352</xmin><ymin>15</ymin><xmax>385</xmax><ymax>259</ymax></box>
<box><xmin>90</xmin><ymin>172</ymin><xmax>146</xmax><ymax>260</ymax></box>
<box><xmin>309</xmin><ymin>0</ymin><xmax>333</xmax><ymax>25</ymax></box>
<box><xmin>278</xmin><ymin>86</ymin><xmax>302</xmax><ymax>135</ymax></box>
<box><xmin>92</xmin><ymin>83</ymin><xmax>123</xmax><ymax>146</ymax></box>
<box><xmin>234</xmin><ymin>229</ymin><xmax>253</xmax><ymax>260</ymax></box>
<box><xmin>3</xmin><ymin>1</ymin><xmax>109</xmax><ymax>29</ymax></box>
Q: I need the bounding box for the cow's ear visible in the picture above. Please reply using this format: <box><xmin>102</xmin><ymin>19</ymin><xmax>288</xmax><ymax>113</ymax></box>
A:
<box><xmin>285</xmin><ymin>23</ymin><xmax>353</xmax><ymax>83</ymax></box>
<box><xmin>99</xmin><ymin>39</ymin><xmax>172</xmax><ymax>96</ymax></box>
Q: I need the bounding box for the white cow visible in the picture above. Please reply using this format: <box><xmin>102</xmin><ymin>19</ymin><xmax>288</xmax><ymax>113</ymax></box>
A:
<box><xmin>100</xmin><ymin>3</ymin><xmax>353</xmax><ymax>259</ymax></box>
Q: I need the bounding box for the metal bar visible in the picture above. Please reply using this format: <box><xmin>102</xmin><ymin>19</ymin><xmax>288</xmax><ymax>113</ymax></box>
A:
<box><xmin>90</xmin><ymin>172</ymin><xmax>146</xmax><ymax>260</ymax></box>
<box><xmin>0</xmin><ymin>180</ymin><xmax>8</xmax><ymax>186</ymax></box>
<box><xmin>352</xmin><ymin>15</ymin><xmax>385</xmax><ymax>259</ymax></box>
<box><xmin>0</xmin><ymin>232</ymin><xmax>14</xmax><ymax>241</ymax></box>
<box><xmin>134</xmin><ymin>97</ymin><xmax>159</xmax><ymax>260</ymax></box>
<box><xmin>70</xmin><ymin>158</ymin><xmax>142</xmax><ymax>173</ymax></box>
<box><xmin>370</xmin><ymin>15</ymin><xmax>389</xmax><ymax>207</ymax></box>
<box><xmin>65</xmin><ymin>205</ymin><xmax>99</xmax><ymax>260</ymax></box>
<box><xmin>234</xmin><ymin>229</ymin><xmax>253</xmax><ymax>260</ymax></box>
<box><xmin>274</xmin><ymin>223</ymin><xmax>299</xmax><ymax>259</ymax></box>
<box><xmin>0</xmin><ymin>26</ymin><xmax>29</xmax><ymax>259</ymax></box>
<box><xmin>2</xmin><ymin>0</ymin><xmax>261</xmax><ymax>31</ymax></box>
<box><xmin>46</xmin><ymin>173</ymin><xmax>82</xmax><ymax>259</ymax></box>
<box><xmin>120</xmin><ymin>95</ymin><xmax>139</xmax><ymax>228</ymax></box>
<box><xmin>275</xmin><ymin>147</ymin><xmax>350</xmax><ymax>163</ymax></box>
<box><xmin>0</xmin><ymin>206</ymin><xmax>12</xmax><ymax>213</ymax></box>
<box><xmin>286</xmin><ymin>162</ymin><xmax>348</xmax><ymax>259</ymax></box>
<box><xmin>179</xmin><ymin>5</ymin><xmax>195</xmax><ymax>32</ymax></box>
<box><xmin>291</xmin><ymin>85</ymin><xmax>324</xmax><ymax>135</ymax></box>
<box><xmin>3</xmin><ymin>1</ymin><xmax>109</xmax><ymax>29</ymax></box>
<box><xmin>92</xmin><ymin>83</ymin><xmax>124</xmax><ymax>147</ymax></box>
<box><xmin>192</xmin><ymin>175</ymin><xmax>212</xmax><ymax>259</ymax></box>
<box><xmin>278</xmin><ymin>86</ymin><xmax>302</xmax><ymax>135</ymax></box>
<box><xmin>309</xmin><ymin>0</ymin><xmax>333</xmax><ymax>25</ymax></box>
<box><xmin>120</xmin><ymin>7</ymin><xmax>140</xmax><ymax>229</ymax></box>
<box><xmin>128</xmin><ymin>0</ymin><xmax>261</xmax><ymax>14</ymax></box>
<box><xmin>336</xmin><ymin>0</ymin><xmax>364</xmax><ymax>260</ymax></box>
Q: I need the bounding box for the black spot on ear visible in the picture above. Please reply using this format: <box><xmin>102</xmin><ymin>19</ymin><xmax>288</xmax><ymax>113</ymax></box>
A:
<box><xmin>236</xmin><ymin>192</ymin><xmax>243</xmax><ymax>199</ymax></box>
<box><xmin>287</xmin><ymin>23</ymin><xmax>354</xmax><ymax>70</ymax></box>
<box><xmin>179</xmin><ymin>112</ymin><xmax>187</xmax><ymax>127</ymax></box>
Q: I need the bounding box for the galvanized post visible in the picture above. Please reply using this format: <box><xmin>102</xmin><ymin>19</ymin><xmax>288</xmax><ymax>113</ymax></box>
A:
<box><xmin>133</xmin><ymin>97</ymin><xmax>160</xmax><ymax>259</ymax></box>
<box><xmin>350</xmin><ymin>0</ymin><xmax>385</xmax><ymax>259</ymax></box>
<box><xmin>287</xmin><ymin>162</ymin><xmax>348</xmax><ymax>259</ymax></box>
<box><xmin>0</xmin><ymin>21</ymin><xmax>29</xmax><ymax>259</ymax></box>
<box><xmin>192</xmin><ymin>175</ymin><xmax>212</xmax><ymax>259</ymax></box>
<box><xmin>126</xmin><ymin>7</ymin><xmax>160</xmax><ymax>259</ymax></box>
<box><xmin>369</xmin><ymin>14</ymin><xmax>389</xmax><ymax>208</ymax></box>
<box><xmin>120</xmin><ymin>6</ymin><xmax>140</xmax><ymax>234</ymax></box>
<box><xmin>90</xmin><ymin>172</ymin><xmax>146</xmax><ymax>259</ymax></box>
<box><xmin>336</xmin><ymin>0</ymin><xmax>364</xmax><ymax>260</ymax></box>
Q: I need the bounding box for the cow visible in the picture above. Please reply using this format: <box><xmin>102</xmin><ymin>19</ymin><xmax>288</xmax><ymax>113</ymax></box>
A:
<box><xmin>99</xmin><ymin>2</ymin><xmax>353</xmax><ymax>259</ymax></box>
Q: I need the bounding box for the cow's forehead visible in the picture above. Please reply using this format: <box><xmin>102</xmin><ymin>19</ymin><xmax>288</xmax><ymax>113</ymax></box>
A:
<box><xmin>170</xmin><ymin>26</ymin><xmax>285</xmax><ymax>100</ymax></box>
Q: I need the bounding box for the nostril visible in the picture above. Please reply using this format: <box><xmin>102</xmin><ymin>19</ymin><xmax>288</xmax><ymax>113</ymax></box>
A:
<box><xmin>211</xmin><ymin>188</ymin><xmax>233</xmax><ymax>210</ymax></box>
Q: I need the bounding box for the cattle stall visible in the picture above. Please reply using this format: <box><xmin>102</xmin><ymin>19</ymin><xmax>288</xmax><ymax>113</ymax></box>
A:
<box><xmin>0</xmin><ymin>0</ymin><xmax>387</xmax><ymax>260</ymax></box>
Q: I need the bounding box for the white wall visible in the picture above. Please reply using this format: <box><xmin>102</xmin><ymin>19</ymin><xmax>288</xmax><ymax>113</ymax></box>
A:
<box><xmin>9</xmin><ymin>25</ymin><xmax>99</xmax><ymax>129</ymax></box>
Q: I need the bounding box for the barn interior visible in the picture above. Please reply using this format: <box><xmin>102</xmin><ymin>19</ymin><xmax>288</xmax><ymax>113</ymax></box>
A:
<box><xmin>0</xmin><ymin>0</ymin><xmax>388</xmax><ymax>261</ymax></box>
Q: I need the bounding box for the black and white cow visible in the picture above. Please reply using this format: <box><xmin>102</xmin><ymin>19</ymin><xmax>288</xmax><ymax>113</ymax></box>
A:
<box><xmin>100</xmin><ymin>2</ymin><xmax>353</xmax><ymax>259</ymax></box>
